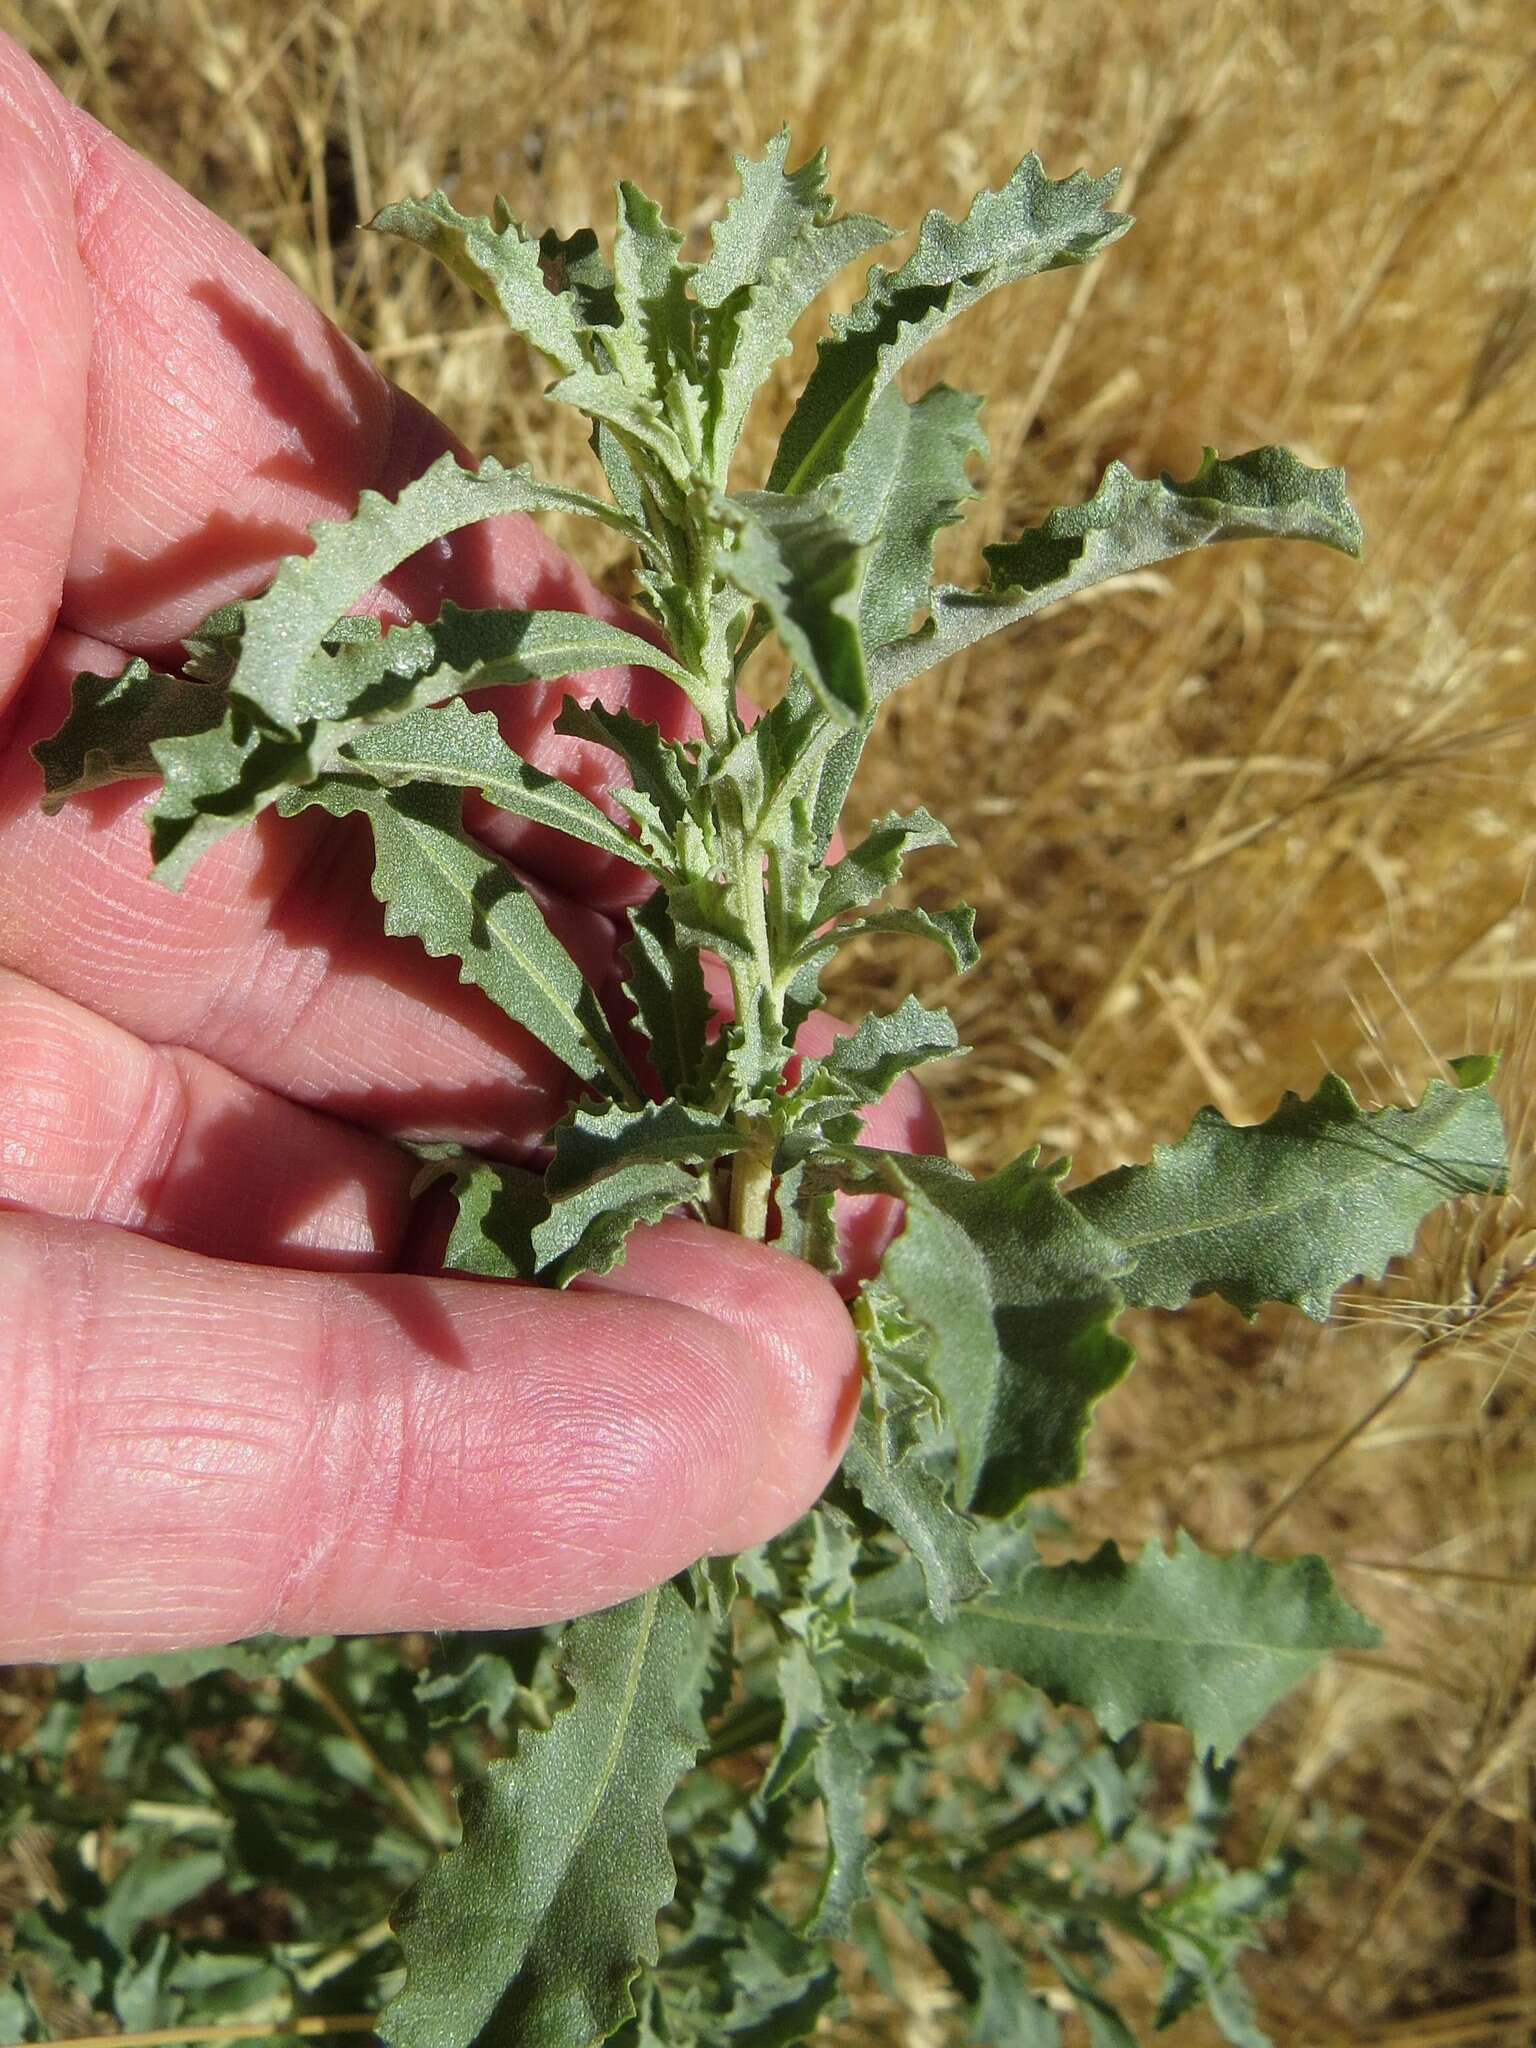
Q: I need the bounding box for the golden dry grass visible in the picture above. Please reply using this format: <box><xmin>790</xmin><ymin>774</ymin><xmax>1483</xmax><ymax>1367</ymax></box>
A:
<box><xmin>3</xmin><ymin>0</ymin><xmax>1535</xmax><ymax>2040</ymax></box>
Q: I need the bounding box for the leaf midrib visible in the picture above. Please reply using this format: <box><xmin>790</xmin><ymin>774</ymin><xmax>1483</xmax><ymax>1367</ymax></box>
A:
<box><xmin>1086</xmin><ymin>1095</ymin><xmax>1467</xmax><ymax>1254</ymax></box>
<box><xmin>962</xmin><ymin>1594</ymin><xmax>1334</xmax><ymax>1661</ymax></box>
<box><xmin>395</xmin><ymin>804</ymin><xmax>605</xmax><ymax>1080</ymax></box>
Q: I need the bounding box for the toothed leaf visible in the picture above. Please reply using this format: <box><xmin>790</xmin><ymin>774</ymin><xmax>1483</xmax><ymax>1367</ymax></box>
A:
<box><xmin>871</xmin><ymin>446</ymin><xmax>1365</xmax><ymax>701</ymax></box>
<box><xmin>868</xmin><ymin>1150</ymin><xmax>1136</xmax><ymax>1515</ymax></box>
<box><xmin>1069</xmin><ymin>1060</ymin><xmax>1507</xmax><ymax>1319</ymax></box>
<box><xmin>342</xmin><ymin>699</ymin><xmax>652</xmax><ymax>869</ymax></box>
<box><xmin>940</xmin><ymin>1532</ymin><xmax>1380</xmax><ymax>1761</ymax></box>
<box><xmin>281</xmin><ymin>777</ymin><xmax>636</xmax><ymax>1098</ymax></box>
<box><xmin>770</xmin><ymin>156</ymin><xmax>1128</xmax><ymax>495</ymax></box>
<box><xmin>369</xmin><ymin>191</ymin><xmax>588</xmax><ymax>373</ymax></box>
<box><xmin>33</xmin><ymin>660</ymin><xmax>225</xmax><ymax>808</ymax></box>
<box><xmin>695</xmin><ymin>131</ymin><xmax>890</xmax><ymax>477</ymax></box>
<box><xmin>714</xmin><ymin>489</ymin><xmax>870</xmax><ymax>724</ymax></box>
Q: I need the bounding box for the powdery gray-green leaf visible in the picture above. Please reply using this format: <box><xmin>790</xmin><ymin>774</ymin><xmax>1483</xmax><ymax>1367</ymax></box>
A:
<box><xmin>694</xmin><ymin>131</ymin><xmax>890</xmax><ymax>479</ymax></box>
<box><xmin>769</xmin><ymin>155</ymin><xmax>1128</xmax><ymax>496</ymax></box>
<box><xmin>870</xmin><ymin>445</ymin><xmax>1364</xmax><ymax>701</ymax></box>
<box><xmin>942</xmin><ymin>1531</ymin><xmax>1379</xmax><ymax>1761</ymax></box>
<box><xmin>342</xmin><ymin>698</ymin><xmax>651</xmax><ymax>870</ymax></box>
<box><xmin>837</xmin><ymin>382</ymin><xmax>988</xmax><ymax>648</ymax></box>
<box><xmin>282</xmin><ymin>778</ymin><xmax>636</xmax><ymax>1099</ymax></box>
<box><xmin>1068</xmin><ymin>1059</ymin><xmax>1507</xmax><ymax>1318</ymax></box>
<box><xmin>234</xmin><ymin>451</ymin><xmax>647</xmax><ymax>730</ymax></box>
<box><xmin>382</xmin><ymin>1586</ymin><xmax>709</xmax><ymax>2048</ymax></box>
<box><xmin>815</xmin><ymin>808</ymin><xmax>953</xmax><ymax>920</ymax></box>
<box><xmin>369</xmin><ymin>191</ymin><xmax>589</xmax><ymax>374</ymax></box>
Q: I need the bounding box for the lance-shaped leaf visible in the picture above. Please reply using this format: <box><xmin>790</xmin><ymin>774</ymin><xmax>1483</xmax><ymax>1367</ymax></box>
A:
<box><xmin>840</xmin><ymin>382</ymin><xmax>989</xmax><ymax>647</ymax></box>
<box><xmin>34</xmin><ymin>660</ymin><xmax>225</xmax><ymax>808</ymax></box>
<box><xmin>1069</xmin><ymin>1058</ymin><xmax>1507</xmax><ymax>1319</ymax></box>
<box><xmin>870</xmin><ymin>1150</ymin><xmax>1136</xmax><ymax>1514</ymax></box>
<box><xmin>796</xmin><ymin>903</ymin><xmax>979</xmax><ymax>978</ymax></box>
<box><xmin>282</xmin><ymin>778</ymin><xmax>637</xmax><ymax>1100</ymax></box>
<box><xmin>606</xmin><ymin>180</ymin><xmax>697</xmax><ymax>402</ymax></box>
<box><xmin>713</xmin><ymin>489</ymin><xmax>870</xmax><ymax>724</ymax></box>
<box><xmin>816</xmin><ymin>808</ymin><xmax>953</xmax><ymax>919</ymax></box>
<box><xmin>381</xmin><ymin>1586</ymin><xmax>709</xmax><ymax>2048</ymax></box>
<box><xmin>343</xmin><ymin>700</ymin><xmax>652</xmax><ymax>870</ymax></box>
<box><xmin>769</xmin><ymin>155</ymin><xmax>1129</xmax><ymax>496</ymax></box>
<box><xmin>694</xmin><ymin>131</ymin><xmax>891</xmax><ymax>477</ymax></box>
<box><xmin>621</xmin><ymin>892</ymin><xmax>717</xmax><ymax>1099</ymax></box>
<box><xmin>928</xmin><ymin>1919</ymin><xmax>1063</xmax><ymax>2048</ymax></box>
<box><xmin>545</xmin><ymin>1099</ymin><xmax>743</xmax><ymax>1195</ymax></box>
<box><xmin>233</xmin><ymin>452</ymin><xmax>648</xmax><ymax>730</ymax></box>
<box><xmin>553</xmin><ymin>699</ymin><xmax>696</xmax><ymax>828</ymax></box>
<box><xmin>869</xmin><ymin>446</ymin><xmax>1364</xmax><ymax>702</ymax></box>
<box><xmin>369</xmin><ymin>191</ymin><xmax>588</xmax><ymax>374</ymax></box>
<box><xmin>809</xmin><ymin>996</ymin><xmax>962</xmax><ymax>1103</ymax></box>
<box><xmin>939</xmin><ymin>1531</ymin><xmax>1380</xmax><ymax>1761</ymax></box>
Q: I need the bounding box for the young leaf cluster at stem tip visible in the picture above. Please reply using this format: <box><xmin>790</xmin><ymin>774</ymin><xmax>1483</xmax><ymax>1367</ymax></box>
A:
<box><xmin>29</xmin><ymin>131</ymin><xmax>1507</xmax><ymax>2048</ymax></box>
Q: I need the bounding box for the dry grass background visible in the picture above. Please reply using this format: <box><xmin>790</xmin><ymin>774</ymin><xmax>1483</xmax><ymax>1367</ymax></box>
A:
<box><xmin>3</xmin><ymin>0</ymin><xmax>1535</xmax><ymax>2040</ymax></box>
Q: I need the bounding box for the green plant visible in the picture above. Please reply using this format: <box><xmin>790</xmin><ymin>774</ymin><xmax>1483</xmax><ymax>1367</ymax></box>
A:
<box><xmin>18</xmin><ymin>135</ymin><xmax>1506</xmax><ymax>2046</ymax></box>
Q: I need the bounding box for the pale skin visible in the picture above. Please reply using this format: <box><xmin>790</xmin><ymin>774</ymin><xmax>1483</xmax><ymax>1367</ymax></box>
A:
<box><xmin>0</xmin><ymin>39</ymin><xmax>940</xmax><ymax>1662</ymax></box>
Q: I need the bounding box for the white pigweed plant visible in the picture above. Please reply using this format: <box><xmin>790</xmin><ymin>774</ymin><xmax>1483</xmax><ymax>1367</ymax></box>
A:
<box><xmin>34</xmin><ymin>138</ymin><xmax>1507</xmax><ymax>2047</ymax></box>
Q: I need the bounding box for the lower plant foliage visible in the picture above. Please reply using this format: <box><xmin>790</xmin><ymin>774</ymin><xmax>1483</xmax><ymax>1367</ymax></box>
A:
<box><xmin>12</xmin><ymin>133</ymin><xmax>1507</xmax><ymax>2044</ymax></box>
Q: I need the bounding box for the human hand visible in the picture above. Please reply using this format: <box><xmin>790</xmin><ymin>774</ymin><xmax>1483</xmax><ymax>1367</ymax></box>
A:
<box><xmin>0</xmin><ymin>39</ymin><xmax>939</xmax><ymax>1663</ymax></box>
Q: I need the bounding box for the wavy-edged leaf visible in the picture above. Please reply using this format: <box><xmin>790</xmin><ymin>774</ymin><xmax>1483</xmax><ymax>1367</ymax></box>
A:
<box><xmin>840</xmin><ymin>382</ymin><xmax>988</xmax><ymax>647</ymax></box>
<box><xmin>713</xmin><ymin>489</ymin><xmax>869</xmax><ymax>725</ymax></box>
<box><xmin>816</xmin><ymin>808</ymin><xmax>952</xmax><ymax>920</ymax></box>
<box><xmin>545</xmin><ymin>1099</ymin><xmax>742</xmax><ymax>1195</ymax></box>
<box><xmin>553</xmin><ymin>699</ymin><xmax>696</xmax><ymax>829</ymax></box>
<box><xmin>769</xmin><ymin>155</ymin><xmax>1128</xmax><ymax>496</ymax></box>
<box><xmin>80</xmin><ymin>1636</ymin><xmax>334</xmax><ymax>1692</ymax></box>
<box><xmin>695</xmin><ymin>131</ymin><xmax>890</xmax><ymax>478</ymax></box>
<box><xmin>1069</xmin><ymin>1058</ymin><xmax>1507</xmax><ymax>1318</ymax></box>
<box><xmin>870</xmin><ymin>1150</ymin><xmax>1135</xmax><ymax>1514</ymax></box>
<box><xmin>282</xmin><ymin>778</ymin><xmax>637</xmax><ymax>1099</ymax></box>
<box><xmin>381</xmin><ymin>1586</ymin><xmax>709</xmax><ymax>2048</ymax></box>
<box><xmin>607</xmin><ymin>180</ymin><xmax>697</xmax><ymax>403</ymax></box>
<box><xmin>343</xmin><ymin>699</ymin><xmax>651</xmax><ymax>869</ymax></box>
<box><xmin>234</xmin><ymin>452</ymin><xmax>647</xmax><ymax>730</ymax></box>
<box><xmin>546</xmin><ymin>366</ymin><xmax>694</xmax><ymax>484</ymax></box>
<box><xmin>369</xmin><ymin>191</ymin><xmax>588</xmax><ymax>374</ymax></box>
<box><xmin>870</xmin><ymin>446</ymin><xmax>1364</xmax><ymax>701</ymax></box>
<box><xmin>929</xmin><ymin>1918</ymin><xmax>1062</xmax><ymax>2048</ymax></box>
<box><xmin>534</xmin><ymin>1159</ymin><xmax>705</xmax><ymax>1285</ymax></box>
<box><xmin>943</xmin><ymin>1531</ymin><xmax>1380</xmax><ymax>1761</ymax></box>
<box><xmin>797</xmin><ymin>903</ymin><xmax>978</xmax><ymax>977</ymax></box>
<box><xmin>812</xmin><ymin>996</ymin><xmax>962</xmax><ymax>1103</ymax></box>
<box><xmin>34</xmin><ymin>660</ymin><xmax>225</xmax><ymax>808</ymax></box>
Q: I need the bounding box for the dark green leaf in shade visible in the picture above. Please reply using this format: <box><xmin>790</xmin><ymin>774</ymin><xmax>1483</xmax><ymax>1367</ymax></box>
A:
<box><xmin>927</xmin><ymin>1918</ymin><xmax>1062</xmax><ymax>2047</ymax></box>
<box><xmin>381</xmin><ymin>1586</ymin><xmax>709</xmax><ymax>2048</ymax></box>
<box><xmin>769</xmin><ymin>155</ymin><xmax>1128</xmax><ymax>495</ymax></box>
<box><xmin>944</xmin><ymin>1531</ymin><xmax>1380</xmax><ymax>1760</ymax></box>
<box><xmin>33</xmin><ymin>660</ymin><xmax>225</xmax><ymax>808</ymax></box>
<box><xmin>871</xmin><ymin>1150</ymin><xmax>1135</xmax><ymax>1514</ymax></box>
<box><xmin>1068</xmin><ymin>1060</ymin><xmax>1507</xmax><ymax>1318</ymax></box>
<box><xmin>713</xmin><ymin>489</ymin><xmax>870</xmax><ymax>724</ymax></box>
<box><xmin>620</xmin><ymin>891</ymin><xmax>718</xmax><ymax>1100</ymax></box>
<box><xmin>80</xmin><ymin>1636</ymin><xmax>334</xmax><ymax>1691</ymax></box>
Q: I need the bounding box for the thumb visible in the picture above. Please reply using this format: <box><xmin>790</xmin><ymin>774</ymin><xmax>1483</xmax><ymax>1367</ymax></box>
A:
<box><xmin>0</xmin><ymin>1210</ymin><xmax>858</xmax><ymax>1664</ymax></box>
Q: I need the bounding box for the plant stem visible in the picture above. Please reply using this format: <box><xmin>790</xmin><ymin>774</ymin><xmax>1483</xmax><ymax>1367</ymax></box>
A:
<box><xmin>728</xmin><ymin>1124</ymin><xmax>776</xmax><ymax>1241</ymax></box>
